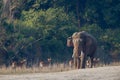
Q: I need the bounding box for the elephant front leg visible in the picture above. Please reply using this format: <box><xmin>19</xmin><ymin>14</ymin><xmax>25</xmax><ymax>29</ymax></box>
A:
<box><xmin>73</xmin><ymin>58</ymin><xmax>77</xmax><ymax>69</ymax></box>
<box><xmin>77</xmin><ymin>58</ymin><xmax>80</xmax><ymax>69</ymax></box>
<box><xmin>80</xmin><ymin>51</ymin><xmax>86</xmax><ymax>69</ymax></box>
<box><xmin>73</xmin><ymin>57</ymin><xmax>80</xmax><ymax>69</ymax></box>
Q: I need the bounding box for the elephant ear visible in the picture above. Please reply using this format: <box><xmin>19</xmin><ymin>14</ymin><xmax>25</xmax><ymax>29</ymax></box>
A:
<box><xmin>78</xmin><ymin>31</ymin><xmax>87</xmax><ymax>43</ymax></box>
<box><xmin>84</xmin><ymin>32</ymin><xmax>96</xmax><ymax>46</ymax></box>
<box><xmin>86</xmin><ymin>37</ymin><xmax>92</xmax><ymax>46</ymax></box>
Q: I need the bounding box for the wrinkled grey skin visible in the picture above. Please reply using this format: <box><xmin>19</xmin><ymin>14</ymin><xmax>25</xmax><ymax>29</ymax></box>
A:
<box><xmin>67</xmin><ymin>31</ymin><xmax>97</xmax><ymax>69</ymax></box>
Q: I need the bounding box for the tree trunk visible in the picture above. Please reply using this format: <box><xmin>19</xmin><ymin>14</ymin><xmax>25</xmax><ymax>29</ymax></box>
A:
<box><xmin>76</xmin><ymin>0</ymin><xmax>80</xmax><ymax>28</ymax></box>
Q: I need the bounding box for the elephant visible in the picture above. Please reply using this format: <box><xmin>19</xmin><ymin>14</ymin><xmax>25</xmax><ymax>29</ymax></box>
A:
<box><xmin>67</xmin><ymin>31</ymin><xmax>97</xmax><ymax>69</ymax></box>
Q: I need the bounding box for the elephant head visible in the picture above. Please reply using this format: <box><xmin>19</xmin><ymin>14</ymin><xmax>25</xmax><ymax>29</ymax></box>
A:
<box><xmin>67</xmin><ymin>31</ymin><xmax>97</xmax><ymax>69</ymax></box>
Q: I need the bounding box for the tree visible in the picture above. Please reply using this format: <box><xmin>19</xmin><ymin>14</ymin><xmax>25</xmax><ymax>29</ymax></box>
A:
<box><xmin>20</xmin><ymin>8</ymin><xmax>77</xmax><ymax>61</ymax></box>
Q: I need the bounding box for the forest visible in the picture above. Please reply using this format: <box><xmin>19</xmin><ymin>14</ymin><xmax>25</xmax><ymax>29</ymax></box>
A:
<box><xmin>0</xmin><ymin>0</ymin><xmax>120</xmax><ymax>67</ymax></box>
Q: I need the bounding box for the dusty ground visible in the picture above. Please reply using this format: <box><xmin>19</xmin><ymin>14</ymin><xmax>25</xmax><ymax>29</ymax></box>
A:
<box><xmin>0</xmin><ymin>66</ymin><xmax>120</xmax><ymax>80</ymax></box>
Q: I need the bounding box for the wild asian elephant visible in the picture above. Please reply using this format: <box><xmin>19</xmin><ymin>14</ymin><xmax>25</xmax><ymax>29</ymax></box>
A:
<box><xmin>67</xmin><ymin>31</ymin><xmax>97</xmax><ymax>69</ymax></box>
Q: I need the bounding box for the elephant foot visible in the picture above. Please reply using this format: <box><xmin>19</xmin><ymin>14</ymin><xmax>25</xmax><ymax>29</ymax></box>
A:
<box><xmin>77</xmin><ymin>66</ymin><xmax>80</xmax><ymax>69</ymax></box>
<box><xmin>81</xmin><ymin>66</ymin><xmax>85</xmax><ymax>69</ymax></box>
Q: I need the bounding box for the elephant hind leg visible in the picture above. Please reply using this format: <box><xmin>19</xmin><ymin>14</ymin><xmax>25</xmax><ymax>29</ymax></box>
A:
<box><xmin>89</xmin><ymin>57</ymin><xmax>94</xmax><ymax>68</ymax></box>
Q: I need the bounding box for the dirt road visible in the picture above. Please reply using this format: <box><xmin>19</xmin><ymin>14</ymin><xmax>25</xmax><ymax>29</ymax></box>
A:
<box><xmin>0</xmin><ymin>66</ymin><xmax>120</xmax><ymax>80</ymax></box>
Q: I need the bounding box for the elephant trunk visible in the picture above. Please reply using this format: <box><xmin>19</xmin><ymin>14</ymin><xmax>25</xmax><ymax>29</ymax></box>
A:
<box><xmin>67</xmin><ymin>37</ymin><xmax>73</xmax><ymax>47</ymax></box>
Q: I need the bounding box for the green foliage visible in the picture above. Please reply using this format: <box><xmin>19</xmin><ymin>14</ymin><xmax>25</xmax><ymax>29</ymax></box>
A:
<box><xmin>101</xmin><ymin>29</ymin><xmax>120</xmax><ymax>50</ymax></box>
<box><xmin>80</xmin><ymin>24</ymin><xmax>103</xmax><ymax>39</ymax></box>
<box><xmin>19</xmin><ymin>8</ymin><xmax>77</xmax><ymax>60</ymax></box>
<box><xmin>0</xmin><ymin>0</ymin><xmax>120</xmax><ymax>65</ymax></box>
<box><xmin>0</xmin><ymin>0</ymin><xmax>3</xmax><ymax>14</ymax></box>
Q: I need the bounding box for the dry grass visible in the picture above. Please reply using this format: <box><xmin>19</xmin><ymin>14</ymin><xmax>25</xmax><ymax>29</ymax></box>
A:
<box><xmin>107</xmin><ymin>61</ymin><xmax>120</xmax><ymax>66</ymax></box>
<box><xmin>0</xmin><ymin>63</ymin><xmax>74</xmax><ymax>75</ymax></box>
<box><xmin>0</xmin><ymin>62</ymin><xmax>120</xmax><ymax>75</ymax></box>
